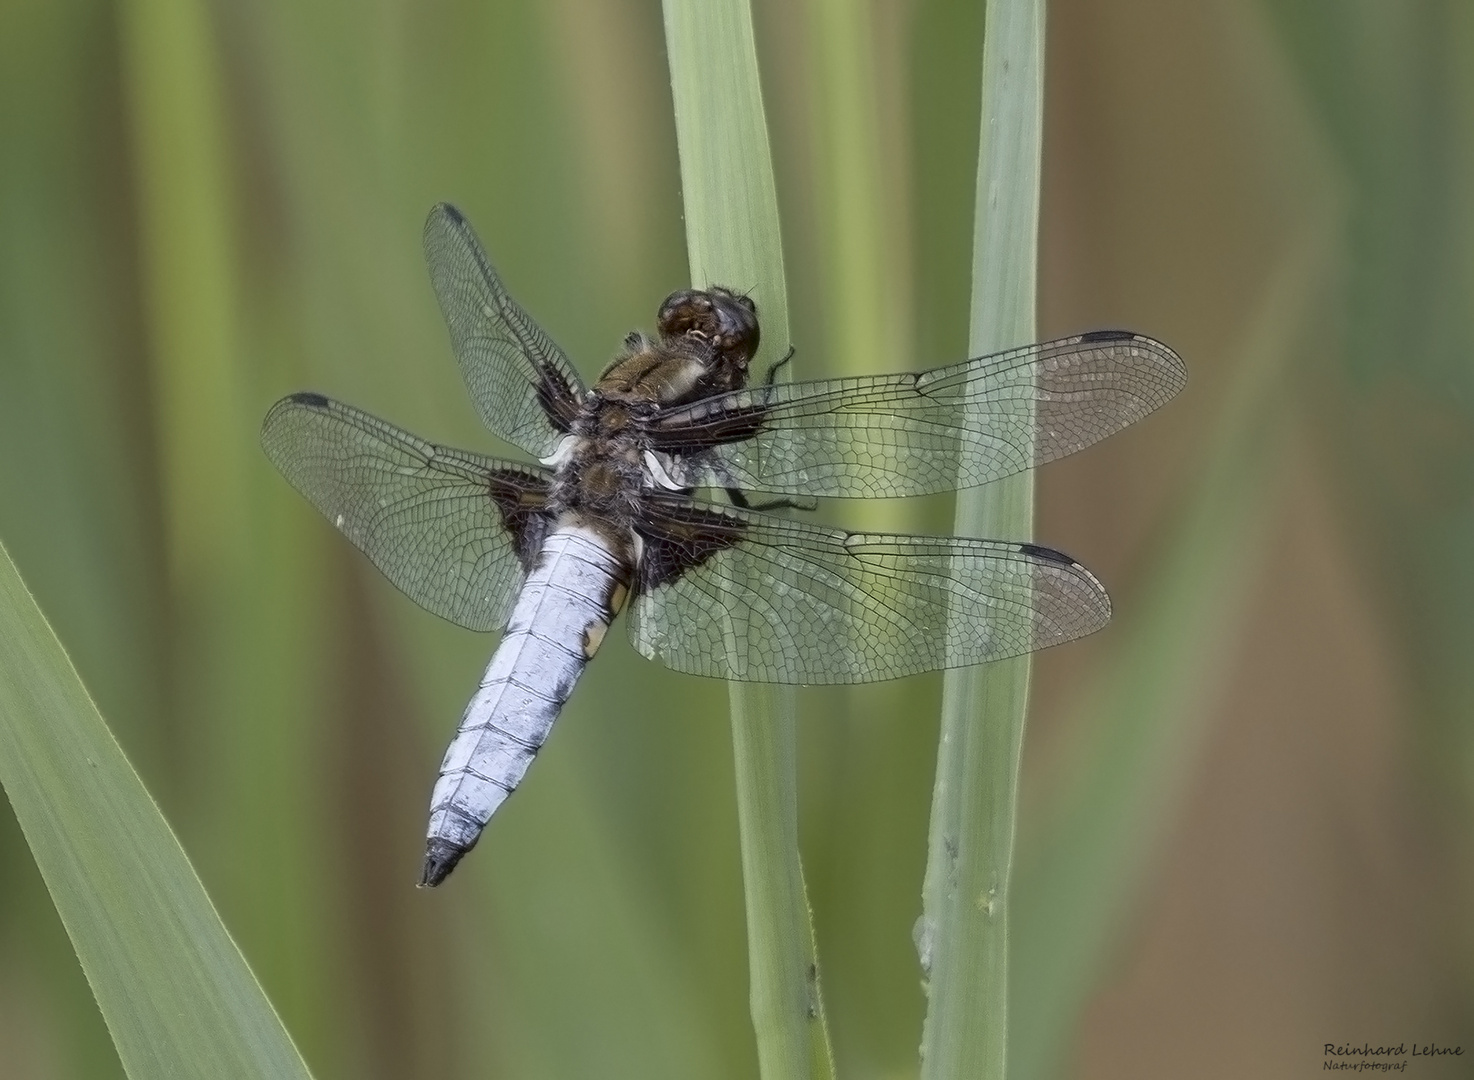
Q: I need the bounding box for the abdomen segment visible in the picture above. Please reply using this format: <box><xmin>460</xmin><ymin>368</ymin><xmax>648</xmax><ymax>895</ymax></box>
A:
<box><xmin>421</xmin><ymin>526</ymin><xmax>629</xmax><ymax>886</ymax></box>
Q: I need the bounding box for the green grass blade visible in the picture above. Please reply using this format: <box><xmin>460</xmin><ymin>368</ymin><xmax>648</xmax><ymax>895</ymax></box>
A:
<box><xmin>0</xmin><ymin>540</ymin><xmax>314</xmax><ymax>1080</ymax></box>
<box><xmin>919</xmin><ymin>2</ymin><xmax>1044</xmax><ymax>1077</ymax></box>
<box><xmin>662</xmin><ymin>2</ymin><xmax>834</xmax><ymax>1076</ymax></box>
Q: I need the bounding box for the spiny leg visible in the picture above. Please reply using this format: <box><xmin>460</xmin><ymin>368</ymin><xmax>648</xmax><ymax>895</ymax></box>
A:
<box><xmin>723</xmin><ymin>487</ymin><xmax>817</xmax><ymax>514</ymax></box>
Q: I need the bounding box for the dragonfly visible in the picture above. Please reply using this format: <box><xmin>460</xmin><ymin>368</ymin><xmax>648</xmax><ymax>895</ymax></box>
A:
<box><xmin>261</xmin><ymin>203</ymin><xmax>1185</xmax><ymax>886</ymax></box>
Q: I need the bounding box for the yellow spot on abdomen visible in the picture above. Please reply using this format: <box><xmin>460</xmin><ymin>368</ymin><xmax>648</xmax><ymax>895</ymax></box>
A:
<box><xmin>582</xmin><ymin>620</ymin><xmax>609</xmax><ymax>658</ymax></box>
<box><xmin>609</xmin><ymin>582</ymin><xmax>630</xmax><ymax>615</ymax></box>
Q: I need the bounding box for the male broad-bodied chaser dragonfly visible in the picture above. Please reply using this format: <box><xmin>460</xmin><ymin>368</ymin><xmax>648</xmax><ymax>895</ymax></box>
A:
<box><xmin>262</xmin><ymin>204</ymin><xmax>1185</xmax><ymax>886</ymax></box>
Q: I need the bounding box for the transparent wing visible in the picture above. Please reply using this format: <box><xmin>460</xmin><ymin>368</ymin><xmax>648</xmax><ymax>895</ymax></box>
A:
<box><xmin>628</xmin><ymin>497</ymin><xmax>1111</xmax><ymax>685</ymax></box>
<box><xmin>261</xmin><ymin>392</ymin><xmax>554</xmax><ymax>632</ymax></box>
<box><xmin>423</xmin><ymin>203</ymin><xmax>587</xmax><ymax>456</ymax></box>
<box><xmin>647</xmin><ymin>331</ymin><xmax>1185</xmax><ymax>498</ymax></box>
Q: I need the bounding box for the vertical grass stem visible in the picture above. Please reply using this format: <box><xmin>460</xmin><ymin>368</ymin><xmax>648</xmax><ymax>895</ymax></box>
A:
<box><xmin>662</xmin><ymin>2</ymin><xmax>835</xmax><ymax>1077</ymax></box>
<box><xmin>920</xmin><ymin>2</ymin><xmax>1045</xmax><ymax>1077</ymax></box>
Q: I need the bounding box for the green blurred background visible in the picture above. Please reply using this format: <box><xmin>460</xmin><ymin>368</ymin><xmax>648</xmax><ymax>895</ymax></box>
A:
<box><xmin>2</xmin><ymin>0</ymin><xmax>1472</xmax><ymax>1077</ymax></box>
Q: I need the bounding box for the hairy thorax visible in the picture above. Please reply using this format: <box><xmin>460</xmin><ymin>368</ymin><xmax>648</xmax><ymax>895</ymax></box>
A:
<box><xmin>551</xmin><ymin>290</ymin><xmax>760</xmax><ymax>518</ymax></box>
<box><xmin>549</xmin><ymin>406</ymin><xmax>648</xmax><ymax>527</ymax></box>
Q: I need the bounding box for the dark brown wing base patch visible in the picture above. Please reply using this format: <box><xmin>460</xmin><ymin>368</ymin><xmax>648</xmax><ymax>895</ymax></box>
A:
<box><xmin>643</xmin><ymin>400</ymin><xmax>770</xmax><ymax>455</ymax></box>
<box><xmin>487</xmin><ymin>469</ymin><xmax>555</xmax><ymax>572</ymax></box>
<box><xmin>635</xmin><ymin>497</ymin><xmax>748</xmax><ymax>593</ymax></box>
<box><xmin>535</xmin><ymin>366</ymin><xmax>582</xmax><ymax>434</ymax></box>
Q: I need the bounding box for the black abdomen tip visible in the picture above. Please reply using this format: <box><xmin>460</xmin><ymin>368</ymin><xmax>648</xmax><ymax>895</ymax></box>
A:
<box><xmin>419</xmin><ymin>838</ymin><xmax>470</xmax><ymax>887</ymax></box>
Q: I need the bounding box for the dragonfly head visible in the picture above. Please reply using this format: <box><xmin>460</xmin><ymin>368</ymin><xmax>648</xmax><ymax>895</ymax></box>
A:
<box><xmin>657</xmin><ymin>287</ymin><xmax>761</xmax><ymax>394</ymax></box>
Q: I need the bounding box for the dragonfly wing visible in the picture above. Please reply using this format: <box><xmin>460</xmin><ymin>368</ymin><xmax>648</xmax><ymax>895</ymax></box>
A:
<box><xmin>423</xmin><ymin>203</ymin><xmax>587</xmax><ymax>457</ymax></box>
<box><xmin>627</xmin><ymin>495</ymin><xmax>1110</xmax><ymax>685</ymax></box>
<box><xmin>646</xmin><ymin>330</ymin><xmax>1185</xmax><ymax>498</ymax></box>
<box><xmin>261</xmin><ymin>392</ymin><xmax>554</xmax><ymax>632</ymax></box>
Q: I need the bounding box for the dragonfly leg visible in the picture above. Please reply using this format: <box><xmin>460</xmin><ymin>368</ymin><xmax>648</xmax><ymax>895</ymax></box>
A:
<box><xmin>724</xmin><ymin>487</ymin><xmax>817</xmax><ymax>514</ymax></box>
<box><xmin>763</xmin><ymin>345</ymin><xmax>797</xmax><ymax>386</ymax></box>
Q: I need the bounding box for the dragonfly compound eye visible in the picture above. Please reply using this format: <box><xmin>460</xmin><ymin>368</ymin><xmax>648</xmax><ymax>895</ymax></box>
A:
<box><xmin>656</xmin><ymin>290</ymin><xmax>713</xmax><ymax>338</ymax></box>
<box><xmin>703</xmin><ymin>288</ymin><xmax>760</xmax><ymax>360</ymax></box>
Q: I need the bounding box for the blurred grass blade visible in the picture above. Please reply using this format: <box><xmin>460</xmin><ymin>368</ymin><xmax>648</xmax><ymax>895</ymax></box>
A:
<box><xmin>1011</xmin><ymin>221</ymin><xmax>1330</xmax><ymax>1080</ymax></box>
<box><xmin>663</xmin><ymin>1</ymin><xmax>835</xmax><ymax>1077</ymax></box>
<box><xmin>920</xmin><ymin>2</ymin><xmax>1044</xmax><ymax>1077</ymax></box>
<box><xmin>0</xmin><ymin>540</ymin><xmax>314</xmax><ymax>1080</ymax></box>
